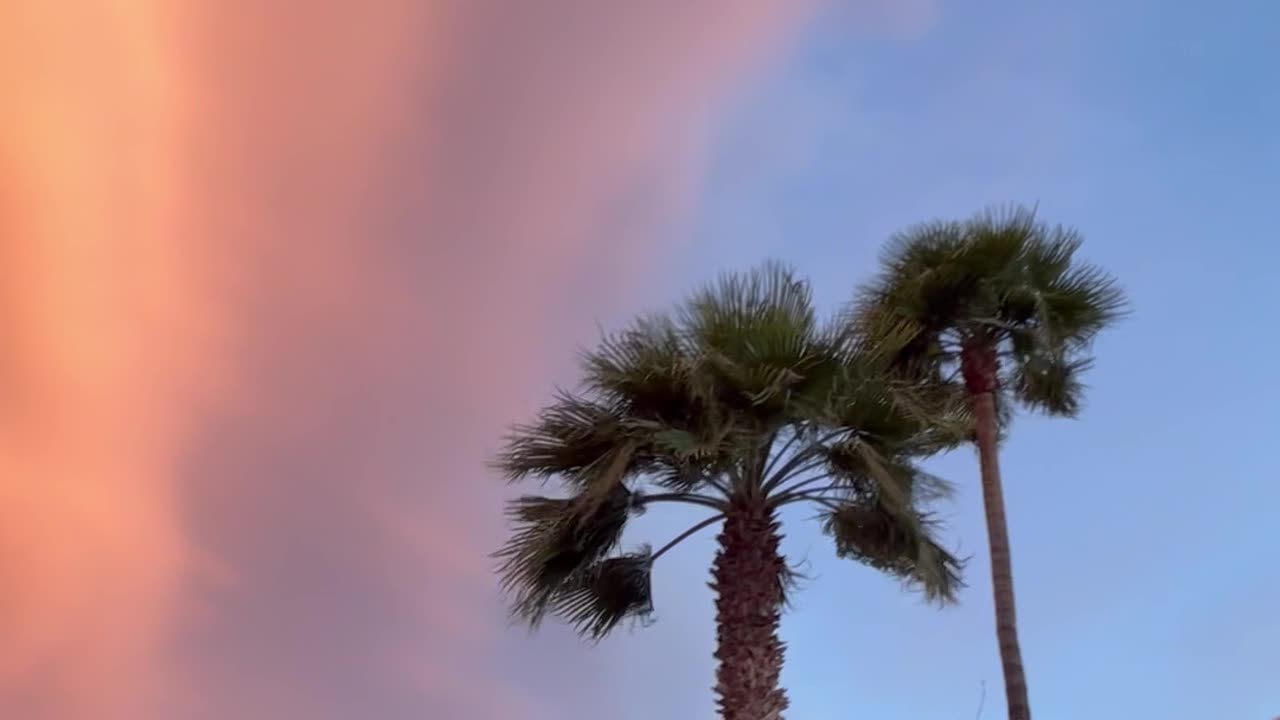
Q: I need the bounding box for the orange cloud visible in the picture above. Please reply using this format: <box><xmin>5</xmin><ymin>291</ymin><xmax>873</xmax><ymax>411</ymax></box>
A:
<box><xmin>0</xmin><ymin>1</ymin><xmax>928</xmax><ymax>717</ymax></box>
<box><xmin>0</xmin><ymin>1</ymin><xmax>214</xmax><ymax>718</ymax></box>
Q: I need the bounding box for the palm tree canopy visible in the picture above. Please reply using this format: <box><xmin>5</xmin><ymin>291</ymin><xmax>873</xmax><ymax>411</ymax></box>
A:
<box><xmin>493</xmin><ymin>262</ymin><xmax>967</xmax><ymax>640</ymax></box>
<box><xmin>855</xmin><ymin>205</ymin><xmax>1128</xmax><ymax>416</ymax></box>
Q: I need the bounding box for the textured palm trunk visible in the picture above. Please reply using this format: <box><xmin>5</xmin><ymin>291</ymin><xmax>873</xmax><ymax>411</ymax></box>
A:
<box><xmin>962</xmin><ymin>343</ymin><xmax>1032</xmax><ymax>720</ymax></box>
<box><xmin>711</xmin><ymin>497</ymin><xmax>788</xmax><ymax>720</ymax></box>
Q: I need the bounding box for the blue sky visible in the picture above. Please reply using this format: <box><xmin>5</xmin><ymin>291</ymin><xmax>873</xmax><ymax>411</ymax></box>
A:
<box><xmin>595</xmin><ymin>2</ymin><xmax>1279</xmax><ymax>718</ymax></box>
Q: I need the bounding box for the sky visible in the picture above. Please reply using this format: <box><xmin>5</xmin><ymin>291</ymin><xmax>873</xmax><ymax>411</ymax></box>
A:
<box><xmin>0</xmin><ymin>1</ymin><xmax>1276</xmax><ymax>719</ymax></box>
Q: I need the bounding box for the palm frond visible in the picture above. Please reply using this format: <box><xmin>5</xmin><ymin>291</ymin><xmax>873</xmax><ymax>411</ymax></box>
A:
<box><xmin>1035</xmin><ymin>263</ymin><xmax>1128</xmax><ymax>349</ymax></box>
<box><xmin>823</xmin><ymin>438</ymin><xmax>955</xmax><ymax>511</ymax></box>
<box><xmin>581</xmin><ymin>314</ymin><xmax>699</xmax><ymax>420</ymax></box>
<box><xmin>630</xmin><ymin>420</ymin><xmax>729</xmax><ymax>463</ymax></box>
<box><xmin>577</xmin><ymin>312</ymin><xmax>745</xmax><ymax>489</ymax></box>
<box><xmin>959</xmin><ymin>204</ymin><xmax>1039</xmax><ymax>278</ymax></box>
<box><xmin>1020</xmin><ymin>222</ymin><xmax>1081</xmax><ymax>288</ymax></box>
<box><xmin>855</xmin><ymin>221</ymin><xmax>974</xmax><ymax>372</ymax></box>
<box><xmin>494</xmin><ymin>391</ymin><xmax>631</xmax><ymax>485</ymax></box>
<box><xmin>1011</xmin><ymin>354</ymin><xmax>1092</xmax><ymax>417</ymax></box>
<box><xmin>678</xmin><ymin>262</ymin><xmax>826</xmax><ymax>416</ymax></box>
<box><xmin>850</xmin><ymin>205</ymin><xmax>1126</xmax><ymax>430</ymax></box>
<box><xmin>970</xmin><ymin>206</ymin><xmax>1127</xmax><ymax>353</ymax></box>
<box><xmin>649</xmin><ymin>457</ymin><xmax>716</xmax><ymax>493</ymax></box>
<box><xmin>878</xmin><ymin>219</ymin><xmax>966</xmax><ymax>279</ymax></box>
<box><xmin>494</xmin><ymin>483</ymin><xmax>635</xmax><ymax>625</ymax></box>
<box><xmin>552</xmin><ymin>550</ymin><xmax>655</xmax><ymax>641</ymax></box>
<box><xmin>822</xmin><ymin>502</ymin><xmax>964</xmax><ymax>604</ymax></box>
<box><xmin>681</xmin><ymin>261</ymin><xmax>817</xmax><ymax>353</ymax></box>
<box><xmin>839</xmin><ymin>302</ymin><xmax>935</xmax><ymax>369</ymax></box>
<box><xmin>882</xmin><ymin>380</ymin><xmax>973</xmax><ymax>451</ymax></box>
<box><xmin>833</xmin><ymin>382</ymin><xmax>943</xmax><ymax>450</ymax></box>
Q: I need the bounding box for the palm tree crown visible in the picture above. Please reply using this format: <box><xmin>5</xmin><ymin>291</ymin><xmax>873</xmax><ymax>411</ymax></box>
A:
<box><xmin>493</xmin><ymin>262</ymin><xmax>966</xmax><ymax>642</ymax></box>
<box><xmin>856</xmin><ymin>205</ymin><xmax>1127</xmax><ymax>416</ymax></box>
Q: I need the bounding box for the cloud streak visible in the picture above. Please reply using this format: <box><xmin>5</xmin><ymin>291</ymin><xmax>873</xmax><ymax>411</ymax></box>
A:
<box><xmin>1</xmin><ymin>2</ymin><xmax>213</xmax><ymax>718</ymax></box>
<box><xmin>2</xmin><ymin>1</ymin><xmax>829</xmax><ymax>717</ymax></box>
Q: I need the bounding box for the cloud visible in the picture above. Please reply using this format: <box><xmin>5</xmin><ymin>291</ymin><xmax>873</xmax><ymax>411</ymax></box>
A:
<box><xmin>2</xmin><ymin>0</ymin><xmax>821</xmax><ymax>718</ymax></box>
<box><xmin>2</xmin><ymin>0</ymin><xmax>949</xmax><ymax>717</ymax></box>
<box><xmin>0</xmin><ymin>2</ymin><xmax>212</xmax><ymax>718</ymax></box>
<box><xmin>170</xmin><ymin>3</ymin><xmax>829</xmax><ymax>717</ymax></box>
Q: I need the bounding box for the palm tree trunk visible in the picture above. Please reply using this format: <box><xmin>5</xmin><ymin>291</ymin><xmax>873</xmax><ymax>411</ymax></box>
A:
<box><xmin>711</xmin><ymin>497</ymin><xmax>788</xmax><ymax>720</ymax></box>
<box><xmin>962</xmin><ymin>343</ymin><xmax>1032</xmax><ymax>720</ymax></box>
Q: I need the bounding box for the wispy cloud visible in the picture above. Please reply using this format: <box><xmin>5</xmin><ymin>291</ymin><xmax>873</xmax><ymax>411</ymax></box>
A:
<box><xmin>1</xmin><ymin>1</ymin><xmax>836</xmax><ymax>718</ymax></box>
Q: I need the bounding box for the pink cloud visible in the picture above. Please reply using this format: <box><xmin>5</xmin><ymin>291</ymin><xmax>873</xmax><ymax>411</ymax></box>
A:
<box><xmin>167</xmin><ymin>4</ymin><xmax>821</xmax><ymax>717</ymax></box>
<box><xmin>2</xmin><ymin>1</ymin><xmax>943</xmax><ymax>717</ymax></box>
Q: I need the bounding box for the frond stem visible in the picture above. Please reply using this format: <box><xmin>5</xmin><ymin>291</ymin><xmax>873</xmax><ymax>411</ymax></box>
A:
<box><xmin>637</xmin><ymin>493</ymin><xmax>727</xmax><ymax>512</ymax></box>
<box><xmin>771</xmin><ymin>483</ymin><xmax>855</xmax><ymax>508</ymax></box>
<box><xmin>943</xmin><ymin>366</ymin><xmax>964</xmax><ymax>385</ymax></box>
<box><xmin>702</xmin><ymin>475</ymin><xmax>732</xmax><ymax>497</ymax></box>
<box><xmin>762</xmin><ymin>454</ymin><xmax>831</xmax><ymax>494</ymax></box>
<box><xmin>768</xmin><ymin>474</ymin><xmax>839</xmax><ymax>506</ymax></box>
<box><xmin>761</xmin><ymin>429</ymin><xmax>848</xmax><ymax>493</ymax></box>
<box><xmin>650</xmin><ymin>514</ymin><xmax>725</xmax><ymax>562</ymax></box>
<box><xmin>761</xmin><ymin>427</ymin><xmax>804</xmax><ymax>480</ymax></box>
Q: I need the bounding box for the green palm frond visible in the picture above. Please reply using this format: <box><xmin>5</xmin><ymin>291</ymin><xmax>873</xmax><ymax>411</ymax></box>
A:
<box><xmin>622</xmin><ymin>420</ymin><xmax>727</xmax><ymax>492</ymax></box>
<box><xmin>838</xmin><ymin>301</ymin><xmax>933</xmax><ymax>368</ymax></box>
<box><xmin>493</xmin><ymin>391</ymin><xmax>633</xmax><ymax>485</ymax></box>
<box><xmin>968</xmin><ymin>206</ymin><xmax>1127</xmax><ymax>354</ymax></box>
<box><xmin>882</xmin><ymin>380</ymin><xmax>973</xmax><ymax>450</ymax></box>
<box><xmin>959</xmin><ymin>205</ymin><xmax>1040</xmax><ymax>276</ymax></box>
<box><xmin>1011</xmin><ymin>354</ymin><xmax>1092</xmax><ymax>416</ymax></box>
<box><xmin>494</xmin><ymin>483</ymin><xmax>635</xmax><ymax>625</ymax></box>
<box><xmin>1035</xmin><ymin>262</ymin><xmax>1128</xmax><ymax>349</ymax></box>
<box><xmin>822</xmin><ymin>502</ymin><xmax>964</xmax><ymax>604</ymax></box>
<box><xmin>552</xmin><ymin>550</ymin><xmax>655</xmax><ymax>641</ymax></box>
<box><xmin>851</xmin><ymin>204</ymin><xmax>1127</xmax><ymax>424</ymax></box>
<box><xmin>581</xmin><ymin>314</ymin><xmax>700</xmax><ymax>419</ymax></box>
<box><xmin>680</xmin><ymin>261</ymin><xmax>825</xmax><ymax>416</ymax></box>
<box><xmin>786</xmin><ymin>330</ymin><xmax>963</xmax><ymax>454</ymax></box>
<box><xmin>1019</xmin><ymin>221</ymin><xmax>1080</xmax><ymax>288</ymax></box>
<box><xmin>821</xmin><ymin>438</ymin><xmax>955</xmax><ymax>512</ymax></box>
<box><xmin>681</xmin><ymin>261</ymin><xmax>817</xmax><ymax>357</ymax></box>
<box><xmin>879</xmin><ymin>219</ymin><xmax>966</xmax><ymax>281</ymax></box>
<box><xmin>851</xmin><ymin>268</ymin><xmax>962</xmax><ymax>381</ymax></box>
<box><xmin>833</xmin><ymin>384</ymin><xmax>939</xmax><ymax>449</ymax></box>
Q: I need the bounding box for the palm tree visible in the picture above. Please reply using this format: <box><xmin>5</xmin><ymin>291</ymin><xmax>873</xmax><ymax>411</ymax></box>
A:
<box><xmin>854</xmin><ymin>206</ymin><xmax>1127</xmax><ymax>720</ymax></box>
<box><xmin>494</xmin><ymin>263</ymin><xmax>966</xmax><ymax>720</ymax></box>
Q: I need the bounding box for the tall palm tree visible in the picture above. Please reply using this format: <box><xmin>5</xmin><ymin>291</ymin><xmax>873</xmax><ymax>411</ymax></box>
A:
<box><xmin>854</xmin><ymin>206</ymin><xmax>1127</xmax><ymax>720</ymax></box>
<box><xmin>494</xmin><ymin>263</ymin><xmax>965</xmax><ymax>720</ymax></box>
